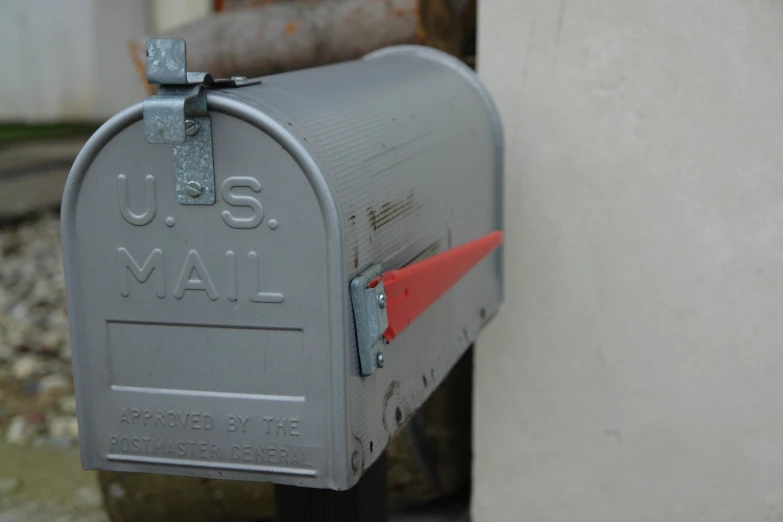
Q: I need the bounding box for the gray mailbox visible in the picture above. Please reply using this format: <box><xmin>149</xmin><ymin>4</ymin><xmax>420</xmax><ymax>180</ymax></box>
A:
<box><xmin>61</xmin><ymin>40</ymin><xmax>503</xmax><ymax>491</ymax></box>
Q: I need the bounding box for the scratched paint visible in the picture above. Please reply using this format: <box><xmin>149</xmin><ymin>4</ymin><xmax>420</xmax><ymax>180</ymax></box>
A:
<box><xmin>366</xmin><ymin>191</ymin><xmax>420</xmax><ymax>232</ymax></box>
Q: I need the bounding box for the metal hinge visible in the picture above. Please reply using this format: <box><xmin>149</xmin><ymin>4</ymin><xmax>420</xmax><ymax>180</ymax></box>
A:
<box><xmin>350</xmin><ymin>265</ymin><xmax>389</xmax><ymax>376</ymax></box>
<box><xmin>143</xmin><ymin>38</ymin><xmax>259</xmax><ymax>205</ymax></box>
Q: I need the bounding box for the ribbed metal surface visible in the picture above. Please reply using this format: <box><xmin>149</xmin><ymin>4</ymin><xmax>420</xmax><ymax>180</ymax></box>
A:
<box><xmin>220</xmin><ymin>47</ymin><xmax>503</xmax><ymax>483</ymax></box>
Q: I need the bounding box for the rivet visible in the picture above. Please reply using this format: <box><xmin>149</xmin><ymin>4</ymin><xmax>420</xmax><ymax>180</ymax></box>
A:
<box><xmin>378</xmin><ymin>293</ymin><xmax>386</xmax><ymax>309</ymax></box>
<box><xmin>185</xmin><ymin>181</ymin><xmax>203</xmax><ymax>198</ymax></box>
<box><xmin>184</xmin><ymin>119</ymin><xmax>200</xmax><ymax>137</ymax></box>
<box><xmin>351</xmin><ymin>451</ymin><xmax>361</xmax><ymax>472</ymax></box>
<box><xmin>376</xmin><ymin>352</ymin><xmax>385</xmax><ymax>368</ymax></box>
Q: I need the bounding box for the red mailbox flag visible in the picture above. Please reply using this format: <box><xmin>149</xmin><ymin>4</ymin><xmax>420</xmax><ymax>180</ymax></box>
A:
<box><xmin>370</xmin><ymin>231</ymin><xmax>503</xmax><ymax>342</ymax></box>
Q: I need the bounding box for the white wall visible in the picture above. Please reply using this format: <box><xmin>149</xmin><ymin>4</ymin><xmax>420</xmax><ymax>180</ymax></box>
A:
<box><xmin>475</xmin><ymin>1</ymin><xmax>783</xmax><ymax>520</ymax></box>
<box><xmin>0</xmin><ymin>0</ymin><xmax>148</xmax><ymax>122</ymax></box>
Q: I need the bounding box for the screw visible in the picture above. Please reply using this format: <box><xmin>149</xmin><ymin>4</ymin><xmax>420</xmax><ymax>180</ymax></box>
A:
<box><xmin>376</xmin><ymin>352</ymin><xmax>385</xmax><ymax>368</ymax></box>
<box><xmin>351</xmin><ymin>451</ymin><xmax>361</xmax><ymax>472</ymax></box>
<box><xmin>184</xmin><ymin>119</ymin><xmax>200</xmax><ymax>137</ymax></box>
<box><xmin>185</xmin><ymin>181</ymin><xmax>203</xmax><ymax>198</ymax></box>
<box><xmin>378</xmin><ymin>293</ymin><xmax>386</xmax><ymax>309</ymax></box>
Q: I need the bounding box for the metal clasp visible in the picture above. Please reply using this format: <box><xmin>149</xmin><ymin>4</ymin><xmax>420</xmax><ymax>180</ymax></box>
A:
<box><xmin>350</xmin><ymin>265</ymin><xmax>389</xmax><ymax>376</ymax></box>
<box><xmin>143</xmin><ymin>39</ymin><xmax>259</xmax><ymax>205</ymax></box>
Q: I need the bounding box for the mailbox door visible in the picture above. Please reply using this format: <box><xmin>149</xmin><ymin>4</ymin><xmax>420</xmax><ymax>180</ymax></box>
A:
<box><xmin>62</xmin><ymin>105</ymin><xmax>341</xmax><ymax>488</ymax></box>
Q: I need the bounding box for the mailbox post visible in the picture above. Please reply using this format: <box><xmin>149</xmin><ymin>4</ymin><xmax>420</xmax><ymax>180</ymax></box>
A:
<box><xmin>61</xmin><ymin>39</ymin><xmax>503</xmax><ymax>520</ymax></box>
<box><xmin>276</xmin><ymin>453</ymin><xmax>388</xmax><ymax>521</ymax></box>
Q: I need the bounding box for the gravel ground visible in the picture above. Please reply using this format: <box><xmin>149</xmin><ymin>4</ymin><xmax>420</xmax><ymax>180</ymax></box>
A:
<box><xmin>0</xmin><ymin>212</ymin><xmax>106</xmax><ymax>521</ymax></box>
<box><xmin>0</xmin><ymin>443</ymin><xmax>106</xmax><ymax>522</ymax></box>
<box><xmin>0</xmin><ymin>212</ymin><xmax>77</xmax><ymax>448</ymax></box>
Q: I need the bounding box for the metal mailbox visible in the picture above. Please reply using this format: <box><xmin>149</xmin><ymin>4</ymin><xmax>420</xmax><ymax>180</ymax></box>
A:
<box><xmin>61</xmin><ymin>40</ymin><xmax>503</xmax><ymax>490</ymax></box>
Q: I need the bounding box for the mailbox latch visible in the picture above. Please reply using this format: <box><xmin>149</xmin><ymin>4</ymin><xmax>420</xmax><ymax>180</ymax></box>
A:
<box><xmin>143</xmin><ymin>38</ymin><xmax>259</xmax><ymax>205</ymax></box>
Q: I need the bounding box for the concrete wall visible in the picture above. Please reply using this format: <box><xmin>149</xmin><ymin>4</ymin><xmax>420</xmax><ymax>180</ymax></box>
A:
<box><xmin>474</xmin><ymin>1</ymin><xmax>783</xmax><ymax>520</ymax></box>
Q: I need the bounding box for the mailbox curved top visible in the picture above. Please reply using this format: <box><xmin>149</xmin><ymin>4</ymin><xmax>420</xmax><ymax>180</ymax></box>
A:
<box><xmin>64</xmin><ymin>44</ymin><xmax>503</xmax><ymax>275</ymax></box>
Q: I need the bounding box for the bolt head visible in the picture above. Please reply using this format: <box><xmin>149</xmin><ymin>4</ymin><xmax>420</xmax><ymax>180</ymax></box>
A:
<box><xmin>378</xmin><ymin>293</ymin><xmax>386</xmax><ymax>308</ymax></box>
<box><xmin>185</xmin><ymin>181</ymin><xmax>203</xmax><ymax>198</ymax></box>
<box><xmin>351</xmin><ymin>451</ymin><xmax>361</xmax><ymax>472</ymax></box>
<box><xmin>184</xmin><ymin>119</ymin><xmax>200</xmax><ymax>137</ymax></box>
<box><xmin>376</xmin><ymin>352</ymin><xmax>385</xmax><ymax>368</ymax></box>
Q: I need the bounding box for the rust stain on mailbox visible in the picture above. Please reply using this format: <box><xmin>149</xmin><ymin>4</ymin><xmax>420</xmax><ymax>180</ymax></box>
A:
<box><xmin>367</xmin><ymin>191</ymin><xmax>419</xmax><ymax>232</ymax></box>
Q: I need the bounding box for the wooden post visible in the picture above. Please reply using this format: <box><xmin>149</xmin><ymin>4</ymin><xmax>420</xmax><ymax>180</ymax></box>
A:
<box><xmin>275</xmin><ymin>453</ymin><xmax>388</xmax><ymax>522</ymax></box>
<box><xmin>130</xmin><ymin>0</ymin><xmax>464</xmax><ymax>93</ymax></box>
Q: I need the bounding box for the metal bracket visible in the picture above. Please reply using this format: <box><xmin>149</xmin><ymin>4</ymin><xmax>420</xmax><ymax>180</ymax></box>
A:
<box><xmin>350</xmin><ymin>265</ymin><xmax>389</xmax><ymax>377</ymax></box>
<box><xmin>143</xmin><ymin>39</ymin><xmax>260</xmax><ymax>205</ymax></box>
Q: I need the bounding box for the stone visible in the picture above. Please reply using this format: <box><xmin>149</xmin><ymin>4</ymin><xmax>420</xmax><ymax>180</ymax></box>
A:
<box><xmin>58</xmin><ymin>395</ymin><xmax>77</xmax><ymax>415</ymax></box>
<box><xmin>38</xmin><ymin>373</ymin><xmax>71</xmax><ymax>395</ymax></box>
<box><xmin>49</xmin><ymin>416</ymin><xmax>79</xmax><ymax>440</ymax></box>
<box><xmin>8</xmin><ymin>303</ymin><xmax>31</xmax><ymax>323</ymax></box>
<box><xmin>6</xmin><ymin>322</ymin><xmax>34</xmax><ymax>350</ymax></box>
<box><xmin>6</xmin><ymin>416</ymin><xmax>29</xmax><ymax>445</ymax></box>
<box><xmin>11</xmin><ymin>354</ymin><xmax>45</xmax><ymax>380</ymax></box>
<box><xmin>38</xmin><ymin>330</ymin><xmax>65</xmax><ymax>352</ymax></box>
<box><xmin>48</xmin><ymin>308</ymin><xmax>69</xmax><ymax>332</ymax></box>
<box><xmin>60</xmin><ymin>342</ymin><xmax>72</xmax><ymax>361</ymax></box>
<box><xmin>0</xmin><ymin>477</ymin><xmax>21</xmax><ymax>497</ymax></box>
<box><xmin>29</xmin><ymin>279</ymin><xmax>56</xmax><ymax>305</ymax></box>
<box><xmin>107</xmin><ymin>483</ymin><xmax>126</xmax><ymax>499</ymax></box>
